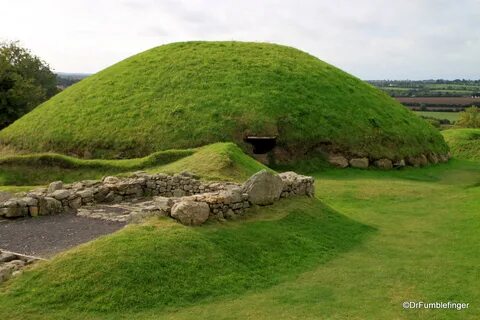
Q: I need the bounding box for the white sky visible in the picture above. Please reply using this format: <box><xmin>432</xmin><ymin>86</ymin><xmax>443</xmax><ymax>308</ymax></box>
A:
<box><xmin>1</xmin><ymin>0</ymin><xmax>479</xmax><ymax>79</ymax></box>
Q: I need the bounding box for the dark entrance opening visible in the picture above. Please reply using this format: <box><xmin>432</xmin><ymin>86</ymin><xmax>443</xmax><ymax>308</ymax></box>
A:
<box><xmin>244</xmin><ymin>136</ymin><xmax>277</xmax><ymax>154</ymax></box>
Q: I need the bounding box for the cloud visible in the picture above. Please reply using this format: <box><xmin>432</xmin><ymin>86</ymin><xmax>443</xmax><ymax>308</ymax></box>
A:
<box><xmin>0</xmin><ymin>0</ymin><xmax>478</xmax><ymax>79</ymax></box>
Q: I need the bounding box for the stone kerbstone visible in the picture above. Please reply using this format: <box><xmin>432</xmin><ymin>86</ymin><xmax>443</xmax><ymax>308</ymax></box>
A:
<box><xmin>349</xmin><ymin>158</ymin><xmax>369</xmax><ymax>169</ymax></box>
<box><xmin>374</xmin><ymin>158</ymin><xmax>393</xmax><ymax>170</ymax></box>
<box><xmin>393</xmin><ymin>159</ymin><xmax>406</xmax><ymax>167</ymax></box>
<box><xmin>171</xmin><ymin>200</ymin><xmax>210</xmax><ymax>226</ymax></box>
<box><xmin>327</xmin><ymin>155</ymin><xmax>349</xmax><ymax>168</ymax></box>
<box><xmin>406</xmin><ymin>155</ymin><xmax>428</xmax><ymax>167</ymax></box>
<box><xmin>242</xmin><ymin>170</ymin><xmax>283</xmax><ymax>206</ymax></box>
<box><xmin>427</xmin><ymin>153</ymin><xmax>439</xmax><ymax>164</ymax></box>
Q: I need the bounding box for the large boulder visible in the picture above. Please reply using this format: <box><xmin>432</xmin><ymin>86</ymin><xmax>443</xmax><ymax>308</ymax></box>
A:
<box><xmin>327</xmin><ymin>155</ymin><xmax>349</xmax><ymax>168</ymax></box>
<box><xmin>406</xmin><ymin>154</ymin><xmax>428</xmax><ymax>167</ymax></box>
<box><xmin>170</xmin><ymin>200</ymin><xmax>210</xmax><ymax>226</ymax></box>
<box><xmin>242</xmin><ymin>170</ymin><xmax>283</xmax><ymax>205</ymax></box>
<box><xmin>374</xmin><ymin>158</ymin><xmax>393</xmax><ymax>170</ymax></box>
<box><xmin>349</xmin><ymin>158</ymin><xmax>369</xmax><ymax>169</ymax></box>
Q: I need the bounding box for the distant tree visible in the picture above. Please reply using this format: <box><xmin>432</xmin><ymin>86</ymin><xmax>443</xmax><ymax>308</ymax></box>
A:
<box><xmin>0</xmin><ymin>41</ymin><xmax>58</xmax><ymax>129</ymax></box>
<box><xmin>457</xmin><ymin>106</ymin><xmax>480</xmax><ymax>128</ymax></box>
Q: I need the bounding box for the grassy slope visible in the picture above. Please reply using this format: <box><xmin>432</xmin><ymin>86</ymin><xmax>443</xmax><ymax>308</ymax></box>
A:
<box><xmin>0</xmin><ymin>41</ymin><xmax>447</xmax><ymax>159</ymax></box>
<box><xmin>443</xmin><ymin>128</ymin><xmax>480</xmax><ymax>160</ymax></box>
<box><xmin>0</xmin><ymin>198</ymin><xmax>371</xmax><ymax>319</ymax></box>
<box><xmin>0</xmin><ymin>143</ymin><xmax>267</xmax><ymax>189</ymax></box>
<box><xmin>1</xmin><ymin>161</ymin><xmax>480</xmax><ymax>319</ymax></box>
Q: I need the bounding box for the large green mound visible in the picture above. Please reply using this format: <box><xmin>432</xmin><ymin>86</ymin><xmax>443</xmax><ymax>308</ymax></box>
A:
<box><xmin>0</xmin><ymin>41</ymin><xmax>448</xmax><ymax>159</ymax></box>
<box><xmin>0</xmin><ymin>198</ymin><xmax>371</xmax><ymax>318</ymax></box>
<box><xmin>442</xmin><ymin>128</ymin><xmax>480</xmax><ymax>160</ymax></box>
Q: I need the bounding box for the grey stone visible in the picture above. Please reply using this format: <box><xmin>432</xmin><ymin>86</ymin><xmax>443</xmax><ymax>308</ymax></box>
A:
<box><xmin>242</xmin><ymin>170</ymin><xmax>283</xmax><ymax>206</ymax></box>
<box><xmin>50</xmin><ymin>189</ymin><xmax>71</xmax><ymax>200</ymax></box>
<box><xmin>103</xmin><ymin>176</ymin><xmax>120</xmax><ymax>184</ymax></box>
<box><xmin>69</xmin><ymin>197</ymin><xmax>82</xmax><ymax>209</ymax></box>
<box><xmin>39</xmin><ymin>197</ymin><xmax>63</xmax><ymax>215</ymax></box>
<box><xmin>327</xmin><ymin>155</ymin><xmax>349</xmax><ymax>168</ymax></box>
<box><xmin>393</xmin><ymin>159</ymin><xmax>406</xmax><ymax>167</ymax></box>
<box><xmin>406</xmin><ymin>155</ymin><xmax>428</xmax><ymax>167</ymax></box>
<box><xmin>427</xmin><ymin>153</ymin><xmax>439</xmax><ymax>164</ymax></box>
<box><xmin>21</xmin><ymin>197</ymin><xmax>38</xmax><ymax>206</ymax></box>
<box><xmin>0</xmin><ymin>252</ymin><xmax>18</xmax><ymax>263</ymax></box>
<box><xmin>172</xmin><ymin>189</ymin><xmax>186</xmax><ymax>197</ymax></box>
<box><xmin>349</xmin><ymin>158</ymin><xmax>369</xmax><ymax>169</ymax></box>
<box><xmin>77</xmin><ymin>189</ymin><xmax>94</xmax><ymax>199</ymax></box>
<box><xmin>153</xmin><ymin>196</ymin><xmax>175</xmax><ymax>214</ymax></box>
<box><xmin>374</xmin><ymin>158</ymin><xmax>393</xmax><ymax>170</ymax></box>
<box><xmin>171</xmin><ymin>200</ymin><xmax>210</xmax><ymax>226</ymax></box>
<box><xmin>47</xmin><ymin>181</ymin><xmax>63</xmax><ymax>193</ymax></box>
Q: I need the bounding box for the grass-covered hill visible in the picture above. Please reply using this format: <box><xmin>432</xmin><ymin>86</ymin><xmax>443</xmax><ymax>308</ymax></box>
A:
<box><xmin>442</xmin><ymin>128</ymin><xmax>480</xmax><ymax>160</ymax></box>
<box><xmin>0</xmin><ymin>41</ymin><xmax>447</xmax><ymax>160</ymax></box>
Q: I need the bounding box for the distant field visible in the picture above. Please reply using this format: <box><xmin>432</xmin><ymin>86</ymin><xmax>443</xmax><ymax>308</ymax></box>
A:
<box><xmin>397</xmin><ymin>97</ymin><xmax>480</xmax><ymax>106</ymax></box>
<box><xmin>414</xmin><ymin>111</ymin><xmax>460</xmax><ymax>122</ymax></box>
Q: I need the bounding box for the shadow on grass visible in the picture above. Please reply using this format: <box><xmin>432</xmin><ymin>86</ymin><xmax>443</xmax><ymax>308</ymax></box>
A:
<box><xmin>0</xmin><ymin>198</ymin><xmax>373</xmax><ymax>317</ymax></box>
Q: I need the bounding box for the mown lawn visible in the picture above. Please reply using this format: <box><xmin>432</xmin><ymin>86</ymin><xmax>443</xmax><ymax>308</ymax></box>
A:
<box><xmin>1</xmin><ymin>160</ymin><xmax>480</xmax><ymax>319</ymax></box>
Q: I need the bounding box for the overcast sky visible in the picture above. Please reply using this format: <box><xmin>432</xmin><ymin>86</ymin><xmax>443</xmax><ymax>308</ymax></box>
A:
<box><xmin>1</xmin><ymin>0</ymin><xmax>479</xmax><ymax>79</ymax></box>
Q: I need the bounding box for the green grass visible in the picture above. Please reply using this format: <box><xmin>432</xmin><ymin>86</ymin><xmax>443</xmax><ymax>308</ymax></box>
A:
<box><xmin>0</xmin><ymin>198</ymin><xmax>371</xmax><ymax>319</ymax></box>
<box><xmin>415</xmin><ymin>111</ymin><xmax>460</xmax><ymax>122</ymax></box>
<box><xmin>0</xmin><ymin>41</ymin><xmax>447</xmax><ymax>160</ymax></box>
<box><xmin>1</xmin><ymin>160</ymin><xmax>480</xmax><ymax>319</ymax></box>
<box><xmin>442</xmin><ymin>128</ymin><xmax>480</xmax><ymax>160</ymax></box>
<box><xmin>0</xmin><ymin>142</ymin><xmax>267</xmax><ymax>187</ymax></box>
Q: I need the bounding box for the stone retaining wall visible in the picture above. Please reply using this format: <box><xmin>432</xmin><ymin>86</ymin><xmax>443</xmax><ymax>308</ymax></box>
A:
<box><xmin>0</xmin><ymin>170</ymin><xmax>315</xmax><ymax>226</ymax></box>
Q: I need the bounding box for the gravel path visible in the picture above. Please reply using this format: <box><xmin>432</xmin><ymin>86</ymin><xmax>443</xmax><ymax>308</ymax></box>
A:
<box><xmin>0</xmin><ymin>214</ymin><xmax>125</xmax><ymax>258</ymax></box>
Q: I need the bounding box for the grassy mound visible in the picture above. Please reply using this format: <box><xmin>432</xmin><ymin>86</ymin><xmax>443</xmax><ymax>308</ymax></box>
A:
<box><xmin>0</xmin><ymin>41</ymin><xmax>447</xmax><ymax>160</ymax></box>
<box><xmin>0</xmin><ymin>198</ymin><xmax>372</xmax><ymax>319</ymax></box>
<box><xmin>0</xmin><ymin>142</ymin><xmax>267</xmax><ymax>188</ymax></box>
<box><xmin>442</xmin><ymin>128</ymin><xmax>480</xmax><ymax>160</ymax></box>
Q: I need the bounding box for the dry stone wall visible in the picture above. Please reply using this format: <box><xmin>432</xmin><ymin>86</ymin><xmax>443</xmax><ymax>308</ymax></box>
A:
<box><xmin>0</xmin><ymin>170</ymin><xmax>315</xmax><ymax>226</ymax></box>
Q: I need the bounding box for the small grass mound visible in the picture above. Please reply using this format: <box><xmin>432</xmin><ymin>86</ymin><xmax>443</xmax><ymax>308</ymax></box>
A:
<box><xmin>442</xmin><ymin>128</ymin><xmax>480</xmax><ymax>160</ymax></box>
<box><xmin>0</xmin><ymin>142</ymin><xmax>267</xmax><ymax>188</ymax></box>
<box><xmin>0</xmin><ymin>41</ymin><xmax>447</xmax><ymax>160</ymax></box>
<box><xmin>0</xmin><ymin>198</ymin><xmax>372</xmax><ymax>319</ymax></box>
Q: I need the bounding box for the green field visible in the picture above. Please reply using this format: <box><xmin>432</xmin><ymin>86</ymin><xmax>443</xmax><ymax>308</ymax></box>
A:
<box><xmin>1</xmin><ymin>152</ymin><xmax>480</xmax><ymax>319</ymax></box>
<box><xmin>415</xmin><ymin>111</ymin><xmax>460</xmax><ymax>122</ymax></box>
<box><xmin>0</xmin><ymin>42</ymin><xmax>447</xmax><ymax>161</ymax></box>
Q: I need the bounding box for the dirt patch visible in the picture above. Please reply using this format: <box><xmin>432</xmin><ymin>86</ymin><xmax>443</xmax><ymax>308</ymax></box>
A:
<box><xmin>0</xmin><ymin>214</ymin><xmax>125</xmax><ymax>258</ymax></box>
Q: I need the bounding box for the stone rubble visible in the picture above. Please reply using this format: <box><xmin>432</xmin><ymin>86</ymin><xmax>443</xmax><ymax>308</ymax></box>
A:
<box><xmin>0</xmin><ymin>250</ymin><xmax>39</xmax><ymax>284</ymax></box>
